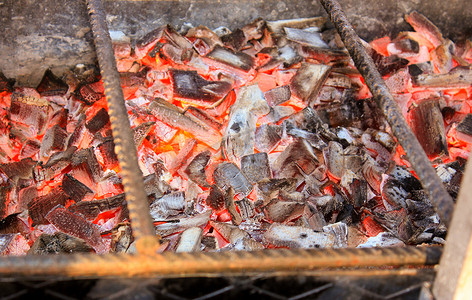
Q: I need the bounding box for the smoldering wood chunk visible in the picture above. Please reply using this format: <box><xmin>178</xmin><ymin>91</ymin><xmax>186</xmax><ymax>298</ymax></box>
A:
<box><xmin>69</xmin><ymin>194</ymin><xmax>126</xmax><ymax>221</ymax></box>
<box><xmin>18</xmin><ymin>186</ymin><xmax>37</xmax><ymax>212</ymax></box>
<box><xmin>408</xmin><ymin>62</ymin><xmax>433</xmax><ymax>77</ymax></box>
<box><xmin>150</xmin><ymin>191</ymin><xmax>186</xmax><ymax>221</ymax></box>
<box><xmin>0</xmin><ymin>158</ymin><xmax>36</xmax><ymax>180</ymax></box>
<box><xmin>155</xmin><ymin>210</ymin><xmax>212</xmax><ymax>237</ymax></box>
<box><xmin>348</xmin><ymin>178</ymin><xmax>368</xmax><ymax>209</ymax></box>
<box><xmin>436</xmin><ymin>160</ymin><xmax>465</xmax><ymax>200</ymax></box>
<box><xmin>170</xmin><ymin>69</ymin><xmax>232</xmax><ymax>104</ymax></box>
<box><xmin>201</xmin><ymin>235</ymin><xmax>218</xmax><ymax>251</ymax></box>
<box><xmin>206</xmin><ymin>185</ymin><xmax>225</xmax><ymax>211</ymax></box>
<box><xmin>224</xmin><ymin>187</ymin><xmax>242</xmax><ymax>225</ymax></box>
<box><xmin>290</xmin><ymin>63</ymin><xmax>331</xmax><ymax>103</ymax></box>
<box><xmin>62</xmin><ymin>174</ymin><xmax>94</xmax><ymax>202</ymax></box>
<box><xmin>255</xmin><ymin>178</ymin><xmax>297</xmax><ymax>205</ymax></box>
<box><xmin>183</xmin><ymin>106</ymin><xmax>223</xmax><ymax>131</ymax></box>
<box><xmin>45</xmin><ymin>205</ymin><xmax>105</xmax><ymax>253</ymax></box>
<box><xmin>213</xmin><ymin>162</ymin><xmax>252</xmax><ymax>196</ymax></box>
<box><xmin>206</xmin><ymin>45</ymin><xmax>255</xmax><ymax>71</ymax></box>
<box><xmin>264</xmin><ymin>85</ymin><xmax>291</xmax><ymax>106</ymax></box>
<box><xmin>221</xmin><ymin>28</ymin><xmax>245</xmax><ymax>51</ymax></box>
<box><xmin>28</xmin><ymin>187</ymin><xmax>69</xmax><ymax>226</ymax></box>
<box><xmin>235</xmin><ymin>198</ymin><xmax>255</xmax><ymax>220</ymax></box>
<box><xmin>255</xmin><ymin>124</ymin><xmax>281</xmax><ymax>153</ymax></box>
<box><xmin>67</xmin><ymin>114</ymin><xmax>86</xmax><ymax>148</ymax></box>
<box><xmin>263</xmin><ymin>199</ymin><xmax>305</xmax><ymax>223</ymax></box>
<box><xmin>0</xmin><ymin>72</ymin><xmax>14</xmax><ymax>92</ymax></box>
<box><xmin>39</xmin><ymin>125</ymin><xmax>68</xmax><ymax>159</ymax></box>
<box><xmin>49</xmin><ymin>108</ymin><xmax>68</xmax><ymax>129</ymax></box>
<box><xmin>369</xmin><ymin>49</ymin><xmax>409</xmax><ymax>76</ymax></box>
<box><xmin>409</xmin><ymin>99</ymin><xmax>448</xmax><ymax>158</ymax></box>
<box><xmin>74</xmin><ymin>83</ymin><xmax>103</xmax><ymax>105</ymax></box>
<box><xmin>241</xmin><ymin>152</ymin><xmax>271</xmax><ymax>184</ymax></box>
<box><xmin>110</xmin><ymin>223</ymin><xmax>133</xmax><ymax>253</ymax></box>
<box><xmin>19</xmin><ymin>139</ymin><xmax>41</xmax><ymax>160</ymax></box>
<box><xmin>185</xmin><ymin>150</ymin><xmax>211</xmax><ymax>187</ymax></box>
<box><xmin>34</xmin><ymin>146</ymin><xmax>76</xmax><ymax>182</ymax></box>
<box><xmin>263</xmin><ymin>224</ymin><xmax>335</xmax><ymax>249</ymax></box>
<box><xmin>382</xmin><ymin>166</ymin><xmax>424</xmax><ymax>210</ymax></box>
<box><xmin>10</xmin><ymin>93</ymin><xmax>49</xmax><ymax>135</ymax></box>
<box><xmin>71</xmin><ymin>148</ymin><xmax>103</xmax><ymax>183</ymax></box>
<box><xmin>0</xmin><ymin>185</ymin><xmax>11</xmax><ymax>220</ymax></box>
<box><xmin>284</xmin><ymin>27</ymin><xmax>329</xmax><ymax>49</ymax></box>
<box><xmin>285</xmin><ymin>106</ymin><xmax>328</xmax><ymax>134</ymax></box>
<box><xmin>36</xmin><ymin>69</ymin><xmax>68</xmax><ymax>97</ymax></box>
<box><xmin>273</xmin><ymin>139</ymin><xmax>318</xmax><ymax>178</ymax></box>
<box><xmin>85</xmin><ymin>108</ymin><xmax>110</xmax><ymax>134</ymax></box>
<box><xmin>0</xmin><ymin>233</ymin><xmax>29</xmax><ymax>255</ymax></box>
<box><xmin>324</xmin><ymin>141</ymin><xmax>344</xmax><ymax>180</ymax></box>
<box><xmin>28</xmin><ymin>232</ymin><xmax>93</xmax><ymax>254</ymax></box>
<box><xmin>315</xmin><ymin>98</ymin><xmax>366</xmax><ymax>128</ymax></box>
<box><xmin>413</xmin><ymin>66</ymin><xmax>472</xmax><ymax>88</ymax></box>
<box><xmin>136</xmin><ymin>26</ymin><xmax>165</xmax><ymax>50</ymax></box>
<box><xmin>323</xmin><ymin>223</ymin><xmax>348</xmax><ymax>248</ymax></box>
<box><xmin>393</xmin><ymin>38</ymin><xmax>420</xmax><ymax>53</ymax></box>
<box><xmin>284</xmin><ymin>122</ymin><xmax>328</xmax><ymax>151</ymax></box>
<box><xmin>457</xmin><ymin>113</ymin><xmax>472</xmax><ymax>136</ymax></box>
<box><xmin>133</xmin><ymin>122</ymin><xmax>154</xmax><ymax>147</ymax></box>
<box><xmin>267</xmin><ymin>17</ymin><xmax>327</xmax><ymax>35</ymax></box>
<box><xmin>405</xmin><ymin>11</ymin><xmax>444</xmax><ymax>48</ymax></box>
<box><xmin>168</xmin><ymin>138</ymin><xmax>197</xmax><ymax>174</ymax></box>
<box><xmin>0</xmin><ymin>213</ymin><xmax>29</xmax><ymax>235</ymax></box>
<box><xmin>97</xmin><ymin>138</ymin><xmax>119</xmax><ymax>169</ymax></box>
<box><xmin>143</xmin><ymin>173</ymin><xmax>172</xmax><ymax>202</ymax></box>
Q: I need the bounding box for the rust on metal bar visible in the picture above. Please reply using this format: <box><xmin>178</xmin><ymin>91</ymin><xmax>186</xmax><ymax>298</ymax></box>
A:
<box><xmin>319</xmin><ymin>0</ymin><xmax>454</xmax><ymax>226</ymax></box>
<box><xmin>0</xmin><ymin>246</ymin><xmax>442</xmax><ymax>278</ymax></box>
<box><xmin>86</xmin><ymin>0</ymin><xmax>159</xmax><ymax>253</ymax></box>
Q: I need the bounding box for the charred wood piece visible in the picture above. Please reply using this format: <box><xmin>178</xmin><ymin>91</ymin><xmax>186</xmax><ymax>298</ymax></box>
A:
<box><xmin>69</xmin><ymin>193</ymin><xmax>126</xmax><ymax>221</ymax></box>
<box><xmin>28</xmin><ymin>232</ymin><xmax>93</xmax><ymax>254</ymax></box>
<box><xmin>213</xmin><ymin>162</ymin><xmax>252</xmax><ymax>196</ymax></box>
<box><xmin>36</xmin><ymin>69</ymin><xmax>68</xmax><ymax>97</ymax></box>
<box><xmin>241</xmin><ymin>152</ymin><xmax>271</xmax><ymax>184</ymax></box>
<box><xmin>62</xmin><ymin>174</ymin><xmax>94</xmax><ymax>202</ymax></box>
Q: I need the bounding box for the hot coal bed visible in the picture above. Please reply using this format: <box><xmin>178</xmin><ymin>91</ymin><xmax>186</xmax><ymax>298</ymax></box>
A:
<box><xmin>0</xmin><ymin>12</ymin><xmax>470</xmax><ymax>256</ymax></box>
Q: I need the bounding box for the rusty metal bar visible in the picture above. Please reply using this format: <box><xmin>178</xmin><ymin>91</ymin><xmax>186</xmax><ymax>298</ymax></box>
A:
<box><xmin>319</xmin><ymin>0</ymin><xmax>454</xmax><ymax>226</ymax></box>
<box><xmin>85</xmin><ymin>0</ymin><xmax>158</xmax><ymax>252</ymax></box>
<box><xmin>0</xmin><ymin>246</ymin><xmax>442</xmax><ymax>278</ymax></box>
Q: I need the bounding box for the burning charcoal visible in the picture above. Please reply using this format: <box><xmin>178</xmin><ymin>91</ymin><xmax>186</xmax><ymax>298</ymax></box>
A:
<box><xmin>408</xmin><ymin>62</ymin><xmax>434</xmax><ymax>77</ymax></box>
<box><xmin>143</xmin><ymin>173</ymin><xmax>171</xmax><ymax>201</ymax></box>
<box><xmin>150</xmin><ymin>191</ymin><xmax>186</xmax><ymax>221</ymax></box>
<box><xmin>185</xmin><ymin>150</ymin><xmax>211</xmax><ymax>187</ymax></box>
<box><xmin>235</xmin><ymin>198</ymin><xmax>255</xmax><ymax>220</ymax></box>
<box><xmin>132</xmin><ymin>122</ymin><xmax>154</xmax><ymax>147</ymax></box>
<box><xmin>0</xmin><ymin>158</ymin><xmax>36</xmax><ymax>180</ymax></box>
<box><xmin>39</xmin><ymin>125</ymin><xmax>68</xmax><ymax>159</ymax></box>
<box><xmin>71</xmin><ymin>148</ymin><xmax>103</xmax><ymax>183</ymax></box>
<box><xmin>364</xmin><ymin>129</ymin><xmax>396</xmax><ymax>153</ymax></box>
<box><xmin>183</xmin><ymin>106</ymin><xmax>223</xmax><ymax>131</ymax></box>
<box><xmin>155</xmin><ymin>210</ymin><xmax>211</xmax><ymax>237</ymax></box>
<box><xmin>260</xmin><ymin>106</ymin><xmax>295</xmax><ymax>124</ymax></box>
<box><xmin>255</xmin><ymin>124</ymin><xmax>281</xmax><ymax>153</ymax></box>
<box><xmin>176</xmin><ymin>227</ymin><xmax>203</xmax><ymax>253</ymax></box>
<box><xmin>110</xmin><ymin>223</ymin><xmax>133</xmax><ymax>253</ymax></box>
<box><xmin>213</xmin><ymin>162</ymin><xmax>252</xmax><ymax>196</ymax></box>
<box><xmin>62</xmin><ymin>174</ymin><xmax>94</xmax><ymax>202</ymax></box>
<box><xmin>85</xmin><ymin>108</ymin><xmax>110</xmax><ymax>134</ymax></box>
<box><xmin>36</xmin><ymin>69</ymin><xmax>68</xmax><ymax>97</ymax></box>
<box><xmin>0</xmin><ymin>72</ymin><xmax>14</xmax><ymax>92</ymax></box>
<box><xmin>67</xmin><ymin>114</ymin><xmax>87</xmax><ymax>148</ymax></box>
<box><xmin>290</xmin><ymin>62</ymin><xmax>331</xmax><ymax>103</ymax></box>
<box><xmin>0</xmin><ymin>234</ymin><xmax>29</xmax><ymax>255</ymax></box>
<box><xmin>221</xmin><ymin>28</ymin><xmax>246</xmax><ymax>51</ymax></box>
<box><xmin>206</xmin><ymin>185</ymin><xmax>225</xmax><ymax>211</ymax></box>
<box><xmin>284</xmin><ymin>27</ymin><xmax>329</xmax><ymax>49</ymax></box>
<box><xmin>347</xmin><ymin>178</ymin><xmax>368</xmax><ymax>209</ymax></box>
<box><xmin>436</xmin><ymin>160</ymin><xmax>465</xmax><ymax>200</ymax></box>
<box><xmin>0</xmin><ymin>213</ymin><xmax>30</xmax><ymax>235</ymax></box>
<box><xmin>242</xmin><ymin>18</ymin><xmax>265</xmax><ymax>40</ymax></box>
<box><xmin>170</xmin><ymin>69</ymin><xmax>232</xmax><ymax>106</ymax></box>
<box><xmin>29</xmin><ymin>232</ymin><xmax>93</xmax><ymax>254</ymax></box>
<box><xmin>263</xmin><ymin>199</ymin><xmax>305</xmax><ymax>223</ymax></box>
<box><xmin>0</xmin><ymin>184</ymin><xmax>11</xmax><ymax>220</ymax></box>
<box><xmin>135</xmin><ymin>26</ymin><xmax>165</xmax><ymax>59</ymax></box>
<box><xmin>368</xmin><ymin>49</ymin><xmax>409</xmax><ymax>76</ymax></box>
<box><xmin>46</xmin><ymin>205</ymin><xmax>106</xmax><ymax>253</ymax></box>
<box><xmin>255</xmin><ymin>178</ymin><xmax>297</xmax><ymax>205</ymax></box>
<box><xmin>97</xmin><ymin>138</ymin><xmax>119</xmax><ymax>169</ymax></box>
<box><xmin>273</xmin><ymin>139</ymin><xmax>318</xmax><ymax>179</ymax></box>
<box><xmin>206</xmin><ymin>45</ymin><xmax>255</xmax><ymax>71</ymax></box>
<box><xmin>405</xmin><ymin>11</ymin><xmax>444</xmax><ymax>48</ymax></box>
<box><xmin>18</xmin><ymin>139</ymin><xmax>40</xmax><ymax>160</ymax></box>
<box><xmin>224</xmin><ymin>188</ymin><xmax>242</xmax><ymax>225</ymax></box>
<box><xmin>284</xmin><ymin>123</ymin><xmax>328</xmax><ymax>151</ymax></box>
<box><xmin>324</xmin><ymin>73</ymin><xmax>352</xmax><ymax>89</ymax></box>
<box><xmin>34</xmin><ymin>146</ymin><xmax>76</xmax><ymax>182</ymax></box>
<box><xmin>456</xmin><ymin>113</ymin><xmax>472</xmax><ymax>142</ymax></box>
<box><xmin>267</xmin><ymin>17</ymin><xmax>326</xmax><ymax>35</ymax></box>
<box><xmin>264</xmin><ymin>85</ymin><xmax>291</xmax><ymax>106</ymax></box>
<box><xmin>149</xmin><ymin>99</ymin><xmax>221</xmax><ymax>149</ymax></box>
<box><xmin>222</xmin><ymin>85</ymin><xmax>270</xmax><ymax>161</ymax></box>
<box><xmin>301</xmin><ymin>203</ymin><xmax>326</xmax><ymax>231</ymax></box>
<box><xmin>357</xmin><ymin>232</ymin><xmax>404</xmax><ymax>248</ymax></box>
<box><xmin>409</xmin><ymin>99</ymin><xmax>448</xmax><ymax>158</ymax></box>
<box><xmin>241</xmin><ymin>153</ymin><xmax>271</xmax><ymax>184</ymax></box>
<box><xmin>168</xmin><ymin>138</ymin><xmax>197</xmax><ymax>174</ymax></box>
<box><xmin>201</xmin><ymin>235</ymin><xmax>218</xmax><ymax>251</ymax></box>
<box><xmin>431</xmin><ymin>39</ymin><xmax>455</xmax><ymax>74</ymax></box>
<box><xmin>263</xmin><ymin>224</ymin><xmax>335</xmax><ymax>249</ymax></box>
<box><xmin>28</xmin><ymin>187</ymin><xmax>69</xmax><ymax>226</ymax></box>
<box><xmin>382</xmin><ymin>166</ymin><xmax>423</xmax><ymax>210</ymax></box>
<box><xmin>324</xmin><ymin>141</ymin><xmax>344</xmax><ymax>180</ymax></box>
<box><xmin>315</xmin><ymin>98</ymin><xmax>366</xmax><ymax>128</ymax></box>
<box><xmin>210</xmin><ymin>221</ymin><xmax>263</xmax><ymax>250</ymax></box>
<box><xmin>49</xmin><ymin>108</ymin><xmax>68</xmax><ymax>129</ymax></box>
<box><xmin>323</xmin><ymin>223</ymin><xmax>348</xmax><ymax>248</ymax></box>
<box><xmin>74</xmin><ymin>83</ymin><xmax>103</xmax><ymax>105</ymax></box>
<box><xmin>10</xmin><ymin>92</ymin><xmax>49</xmax><ymax>135</ymax></box>
<box><xmin>413</xmin><ymin>66</ymin><xmax>472</xmax><ymax>88</ymax></box>
<box><xmin>69</xmin><ymin>194</ymin><xmax>126</xmax><ymax>221</ymax></box>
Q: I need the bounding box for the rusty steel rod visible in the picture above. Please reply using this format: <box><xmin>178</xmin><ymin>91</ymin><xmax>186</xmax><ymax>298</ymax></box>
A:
<box><xmin>0</xmin><ymin>246</ymin><xmax>442</xmax><ymax>278</ymax></box>
<box><xmin>319</xmin><ymin>0</ymin><xmax>454</xmax><ymax>226</ymax></box>
<box><xmin>85</xmin><ymin>0</ymin><xmax>158</xmax><ymax>252</ymax></box>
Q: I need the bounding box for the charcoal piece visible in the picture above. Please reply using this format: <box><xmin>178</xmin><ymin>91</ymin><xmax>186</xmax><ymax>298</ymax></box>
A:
<box><xmin>263</xmin><ymin>199</ymin><xmax>305</xmax><ymax>223</ymax></box>
<box><xmin>34</xmin><ymin>147</ymin><xmax>76</xmax><ymax>182</ymax></box>
<box><xmin>369</xmin><ymin>49</ymin><xmax>409</xmax><ymax>76</ymax></box>
<box><xmin>290</xmin><ymin>62</ymin><xmax>331</xmax><ymax>103</ymax></box>
<box><xmin>28</xmin><ymin>232</ymin><xmax>93</xmax><ymax>254</ymax></box>
<box><xmin>241</xmin><ymin>153</ymin><xmax>271</xmax><ymax>184</ymax></box>
<box><xmin>264</xmin><ymin>85</ymin><xmax>291</xmax><ymax>106</ymax></box>
<box><xmin>136</xmin><ymin>27</ymin><xmax>165</xmax><ymax>50</ymax></box>
<box><xmin>46</xmin><ymin>205</ymin><xmax>106</xmax><ymax>253</ymax></box>
<box><xmin>0</xmin><ymin>213</ymin><xmax>29</xmax><ymax>235</ymax></box>
<box><xmin>206</xmin><ymin>45</ymin><xmax>255</xmax><ymax>71</ymax></box>
<box><xmin>324</xmin><ymin>141</ymin><xmax>344</xmax><ymax>180</ymax></box>
<box><xmin>62</xmin><ymin>174</ymin><xmax>94</xmax><ymax>202</ymax></box>
<box><xmin>69</xmin><ymin>194</ymin><xmax>126</xmax><ymax>220</ymax></box>
<box><xmin>272</xmin><ymin>139</ymin><xmax>318</xmax><ymax>178</ymax></box>
<box><xmin>285</xmin><ymin>106</ymin><xmax>326</xmax><ymax>133</ymax></box>
<box><xmin>409</xmin><ymin>99</ymin><xmax>448</xmax><ymax>158</ymax></box>
<box><xmin>168</xmin><ymin>138</ymin><xmax>197</xmax><ymax>174</ymax></box>
<box><xmin>39</xmin><ymin>125</ymin><xmax>68</xmax><ymax>159</ymax></box>
<box><xmin>150</xmin><ymin>191</ymin><xmax>186</xmax><ymax>221</ymax></box>
<box><xmin>0</xmin><ymin>185</ymin><xmax>11</xmax><ymax>220</ymax></box>
<box><xmin>235</xmin><ymin>198</ymin><xmax>255</xmax><ymax>220</ymax></box>
<box><xmin>49</xmin><ymin>108</ymin><xmax>68</xmax><ymax>129</ymax></box>
<box><xmin>284</xmin><ymin>122</ymin><xmax>328</xmax><ymax>151</ymax></box>
<box><xmin>67</xmin><ymin>114</ymin><xmax>86</xmax><ymax>148</ymax></box>
<box><xmin>170</xmin><ymin>69</ymin><xmax>232</xmax><ymax>104</ymax></box>
<box><xmin>457</xmin><ymin>113</ymin><xmax>472</xmax><ymax>136</ymax></box>
<box><xmin>185</xmin><ymin>150</ymin><xmax>211</xmax><ymax>187</ymax></box>
<box><xmin>284</xmin><ymin>27</ymin><xmax>329</xmax><ymax>49</ymax></box>
<box><xmin>413</xmin><ymin>66</ymin><xmax>472</xmax><ymax>88</ymax></box>
<box><xmin>97</xmin><ymin>138</ymin><xmax>119</xmax><ymax>169</ymax></box>
<box><xmin>364</xmin><ymin>128</ymin><xmax>396</xmax><ymax>153</ymax></box>
<box><xmin>382</xmin><ymin>166</ymin><xmax>424</xmax><ymax>210</ymax></box>
<box><xmin>221</xmin><ymin>28</ymin><xmax>245</xmax><ymax>50</ymax></box>
<box><xmin>408</xmin><ymin>61</ymin><xmax>434</xmax><ymax>77</ymax></box>
<box><xmin>0</xmin><ymin>72</ymin><xmax>14</xmax><ymax>92</ymax></box>
<box><xmin>0</xmin><ymin>158</ymin><xmax>36</xmax><ymax>180</ymax></box>
<box><xmin>132</xmin><ymin>122</ymin><xmax>155</xmax><ymax>146</ymax></box>
<box><xmin>255</xmin><ymin>124</ymin><xmax>281</xmax><ymax>153</ymax></box>
<box><xmin>110</xmin><ymin>223</ymin><xmax>133</xmax><ymax>253</ymax></box>
<box><xmin>10</xmin><ymin>93</ymin><xmax>49</xmax><ymax>135</ymax></box>
<box><xmin>85</xmin><ymin>108</ymin><xmax>110</xmax><ymax>134</ymax></box>
<box><xmin>255</xmin><ymin>178</ymin><xmax>297</xmax><ymax>205</ymax></box>
<box><xmin>183</xmin><ymin>106</ymin><xmax>223</xmax><ymax>131</ymax></box>
<box><xmin>0</xmin><ymin>233</ymin><xmax>29</xmax><ymax>255</ymax></box>
<box><xmin>323</xmin><ymin>223</ymin><xmax>348</xmax><ymax>248</ymax></box>
<box><xmin>175</xmin><ymin>227</ymin><xmax>203</xmax><ymax>253</ymax></box>
<box><xmin>18</xmin><ymin>186</ymin><xmax>37</xmax><ymax>211</ymax></box>
<box><xmin>206</xmin><ymin>185</ymin><xmax>225</xmax><ymax>211</ymax></box>
<box><xmin>143</xmin><ymin>173</ymin><xmax>172</xmax><ymax>202</ymax></box>
<box><xmin>28</xmin><ymin>187</ymin><xmax>69</xmax><ymax>226</ymax></box>
<box><xmin>209</xmin><ymin>221</ymin><xmax>251</xmax><ymax>244</ymax></box>
<box><xmin>74</xmin><ymin>83</ymin><xmax>103</xmax><ymax>105</ymax></box>
<box><xmin>36</xmin><ymin>69</ymin><xmax>68</xmax><ymax>97</ymax></box>
<box><xmin>405</xmin><ymin>11</ymin><xmax>444</xmax><ymax>47</ymax></box>
<box><xmin>263</xmin><ymin>224</ymin><xmax>335</xmax><ymax>249</ymax></box>
<box><xmin>315</xmin><ymin>98</ymin><xmax>363</xmax><ymax>128</ymax></box>
<box><xmin>349</xmin><ymin>178</ymin><xmax>368</xmax><ymax>209</ymax></box>
<box><xmin>201</xmin><ymin>235</ymin><xmax>218</xmax><ymax>251</ymax></box>
<box><xmin>71</xmin><ymin>148</ymin><xmax>103</xmax><ymax>183</ymax></box>
<box><xmin>213</xmin><ymin>162</ymin><xmax>252</xmax><ymax>196</ymax></box>
<box><xmin>224</xmin><ymin>188</ymin><xmax>242</xmax><ymax>225</ymax></box>
<box><xmin>155</xmin><ymin>210</ymin><xmax>212</xmax><ymax>237</ymax></box>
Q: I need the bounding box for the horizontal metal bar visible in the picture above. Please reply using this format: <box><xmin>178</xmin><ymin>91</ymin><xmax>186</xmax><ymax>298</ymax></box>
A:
<box><xmin>0</xmin><ymin>246</ymin><xmax>442</xmax><ymax>279</ymax></box>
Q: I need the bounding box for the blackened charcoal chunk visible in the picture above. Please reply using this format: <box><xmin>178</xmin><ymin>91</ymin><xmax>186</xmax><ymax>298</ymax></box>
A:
<box><xmin>28</xmin><ymin>187</ymin><xmax>69</xmax><ymax>226</ymax></box>
<box><xmin>185</xmin><ymin>150</ymin><xmax>211</xmax><ymax>187</ymax></box>
<box><xmin>213</xmin><ymin>162</ymin><xmax>252</xmax><ymax>196</ymax></box>
<box><xmin>97</xmin><ymin>138</ymin><xmax>119</xmax><ymax>169</ymax></box>
<box><xmin>39</xmin><ymin>125</ymin><xmax>68</xmax><ymax>159</ymax></box>
<box><xmin>72</xmin><ymin>148</ymin><xmax>103</xmax><ymax>183</ymax></box>
<box><xmin>255</xmin><ymin>178</ymin><xmax>297</xmax><ymax>205</ymax></box>
<box><xmin>149</xmin><ymin>191</ymin><xmax>186</xmax><ymax>221</ymax></box>
<box><xmin>290</xmin><ymin>63</ymin><xmax>331</xmax><ymax>103</ymax></box>
<box><xmin>206</xmin><ymin>45</ymin><xmax>255</xmax><ymax>71</ymax></box>
<box><xmin>0</xmin><ymin>213</ymin><xmax>30</xmax><ymax>235</ymax></box>
<box><xmin>0</xmin><ymin>158</ymin><xmax>36</xmax><ymax>180</ymax></box>
<box><xmin>36</xmin><ymin>69</ymin><xmax>68</xmax><ymax>97</ymax></box>
<box><xmin>382</xmin><ymin>166</ymin><xmax>424</xmax><ymax>210</ymax></box>
<box><xmin>69</xmin><ymin>194</ymin><xmax>126</xmax><ymax>220</ymax></box>
<box><xmin>241</xmin><ymin>152</ymin><xmax>271</xmax><ymax>184</ymax></box>
<box><xmin>28</xmin><ymin>232</ymin><xmax>93</xmax><ymax>254</ymax></box>
<box><xmin>221</xmin><ymin>28</ymin><xmax>246</xmax><ymax>51</ymax></box>
<box><xmin>349</xmin><ymin>178</ymin><xmax>368</xmax><ymax>209</ymax></box>
<box><xmin>85</xmin><ymin>108</ymin><xmax>110</xmax><ymax>134</ymax></box>
<box><xmin>0</xmin><ymin>72</ymin><xmax>14</xmax><ymax>92</ymax></box>
<box><xmin>264</xmin><ymin>85</ymin><xmax>291</xmax><ymax>106</ymax></box>
<box><xmin>457</xmin><ymin>113</ymin><xmax>472</xmax><ymax>136</ymax></box>
<box><xmin>133</xmin><ymin>122</ymin><xmax>154</xmax><ymax>146</ymax></box>
<box><xmin>75</xmin><ymin>83</ymin><xmax>103</xmax><ymax>105</ymax></box>
<box><xmin>62</xmin><ymin>174</ymin><xmax>94</xmax><ymax>202</ymax></box>
<box><xmin>206</xmin><ymin>185</ymin><xmax>225</xmax><ymax>211</ymax></box>
<box><xmin>143</xmin><ymin>173</ymin><xmax>172</xmax><ymax>202</ymax></box>
<box><xmin>369</xmin><ymin>49</ymin><xmax>409</xmax><ymax>76</ymax></box>
<box><xmin>273</xmin><ymin>139</ymin><xmax>318</xmax><ymax>178</ymax></box>
<box><xmin>255</xmin><ymin>124</ymin><xmax>281</xmax><ymax>153</ymax></box>
<box><xmin>10</xmin><ymin>93</ymin><xmax>49</xmax><ymax>135</ymax></box>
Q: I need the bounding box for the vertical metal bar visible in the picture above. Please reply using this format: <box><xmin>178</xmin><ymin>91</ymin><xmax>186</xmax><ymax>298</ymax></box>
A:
<box><xmin>85</xmin><ymin>0</ymin><xmax>159</xmax><ymax>253</ymax></box>
<box><xmin>319</xmin><ymin>0</ymin><xmax>454</xmax><ymax>226</ymax></box>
